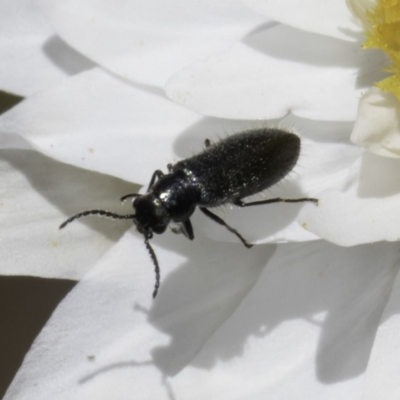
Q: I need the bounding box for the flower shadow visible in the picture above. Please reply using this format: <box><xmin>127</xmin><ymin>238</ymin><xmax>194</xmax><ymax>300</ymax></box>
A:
<box><xmin>242</xmin><ymin>23</ymin><xmax>388</xmax><ymax>90</ymax></box>
<box><xmin>244</xmin><ymin>24</ymin><xmax>363</xmax><ymax>68</ymax></box>
<box><xmin>0</xmin><ymin>148</ymin><xmax>136</xmax><ymax>242</ymax></box>
<box><xmin>357</xmin><ymin>152</ymin><xmax>400</xmax><ymax>198</ymax></box>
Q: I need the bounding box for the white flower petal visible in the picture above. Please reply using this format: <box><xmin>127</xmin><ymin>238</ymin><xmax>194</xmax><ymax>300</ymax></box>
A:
<box><xmin>362</xmin><ymin>269</ymin><xmax>400</xmax><ymax>399</ymax></box>
<box><xmin>1</xmin><ymin>69</ymin><xmax>358</xmax><ymax>244</ymax></box>
<box><xmin>6</xmin><ymin>239</ymin><xmax>400</xmax><ymax>399</ymax></box>
<box><xmin>299</xmin><ymin>151</ymin><xmax>400</xmax><ymax>246</ymax></box>
<box><xmin>0</xmin><ymin>0</ymin><xmax>94</xmax><ymax>96</ymax></box>
<box><xmin>0</xmin><ymin>68</ymin><xmax>203</xmax><ymax>184</ymax></box>
<box><xmin>4</xmin><ymin>231</ymin><xmax>268</xmax><ymax>399</ymax></box>
<box><xmin>38</xmin><ymin>0</ymin><xmax>267</xmax><ymax>86</ymax></box>
<box><xmin>242</xmin><ymin>0</ymin><xmax>361</xmax><ymax>41</ymax></box>
<box><xmin>0</xmin><ymin>148</ymin><xmax>134</xmax><ymax>279</ymax></box>
<box><xmin>166</xmin><ymin>24</ymin><xmax>386</xmax><ymax>120</ymax></box>
<box><xmin>351</xmin><ymin>87</ymin><xmax>400</xmax><ymax>158</ymax></box>
<box><xmin>346</xmin><ymin>0</ymin><xmax>377</xmax><ymax>27</ymax></box>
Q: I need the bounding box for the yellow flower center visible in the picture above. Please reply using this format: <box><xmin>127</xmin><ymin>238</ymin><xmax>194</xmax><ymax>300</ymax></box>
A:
<box><xmin>363</xmin><ymin>0</ymin><xmax>400</xmax><ymax>99</ymax></box>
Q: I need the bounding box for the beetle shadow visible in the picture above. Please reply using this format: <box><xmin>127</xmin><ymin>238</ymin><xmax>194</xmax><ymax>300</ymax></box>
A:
<box><xmin>145</xmin><ymin>235</ymin><xmax>400</xmax><ymax>384</ymax></box>
<box><xmin>171</xmin><ymin>113</ymin><xmax>355</xmax><ymax>150</ymax></box>
<box><xmin>146</xmin><ymin>234</ymin><xmax>275</xmax><ymax>375</ymax></box>
<box><xmin>170</xmin><ymin>116</ymin><xmax>261</xmax><ymax>159</ymax></box>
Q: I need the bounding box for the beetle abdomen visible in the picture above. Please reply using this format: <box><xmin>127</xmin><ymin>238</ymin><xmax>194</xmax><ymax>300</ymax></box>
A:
<box><xmin>173</xmin><ymin>128</ymin><xmax>300</xmax><ymax>207</ymax></box>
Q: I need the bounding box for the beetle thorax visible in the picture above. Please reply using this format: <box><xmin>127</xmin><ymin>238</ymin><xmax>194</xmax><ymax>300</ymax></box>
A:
<box><xmin>151</xmin><ymin>173</ymin><xmax>199</xmax><ymax>222</ymax></box>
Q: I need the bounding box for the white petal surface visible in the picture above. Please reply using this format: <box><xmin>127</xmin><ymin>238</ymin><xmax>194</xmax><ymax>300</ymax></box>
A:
<box><xmin>242</xmin><ymin>0</ymin><xmax>362</xmax><ymax>41</ymax></box>
<box><xmin>4</xmin><ymin>231</ymin><xmax>269</xmax><ymax>399</ymax></box>
<box><xmin>5</xmin><ymin>238</ymin><xmax>400</xmax><ymax>399</ymax></box>
<box><xmin>299</xmin><ymin>151</ymin><xmax>400</xmax><ymax>246</ymax></box>
<box><xmin>38</xmin><ymin>0</ymin><xmax>267</xmax><ymax>86</ymax></box>
<box><xmin>0</xmin><ymin>68</ymin><xmax>361</xmax><ymax>244</ymax></box>
<box><xmin>0</xmin><ymin>68</ymin><xmax>203</xmax><ymax>184</ymax></box>
<box><xmin>0</xmin><ymin>149</ymin><xmax>134</xmax><ymax>279</ymax></box>
<box><xmin>362</xmin><ymin>270</ymin><xmax>400</xmax><ymax>400</ymax></box>
<box><xmin>166</xmin><ymin>24</ymin><xmax>387</xmax><ymax>120</ymax></box>
<box><xmin>0</xmin><ymin>0</ymin><xmax>94</xmax><ymax>96</ymax></box>
<box><xmin>351</xmin><ymin>88</ymin><xmax>400</xmax><ymax>158</ymax></box>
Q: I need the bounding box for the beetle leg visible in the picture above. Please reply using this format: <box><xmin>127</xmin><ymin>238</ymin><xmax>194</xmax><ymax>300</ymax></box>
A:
<box><xmin>170</xmin><ymin>220</ymin><xmax>194</xmax><ymax>240</ymax></box>
<box><xmin>234</xmin><ymin>197</ymin><xmax>318</xmax><ymax>207</ymax></box>
<box><xmin>199</xmin><ymin>207</ymin><xmax>253</xmax><ymax>248</ymax></box>
<box><xmin>147</xmin><ymin>170</ymin><xmax>165</xmax><ymax>190</ymax></box>
<box><xmin>120</xmin><ymin>193</ymin><xmax>141</xmax><ymax>202</ymax></box>
<box><xmin>182</xmin><ymin>219</ymin><xmax>194</xmax><ymax>240</ymax></box>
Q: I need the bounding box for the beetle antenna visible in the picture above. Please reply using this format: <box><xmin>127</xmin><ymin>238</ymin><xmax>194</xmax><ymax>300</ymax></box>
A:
<box><xmin>59</xmin><ymin>210</ymin><xmax>136</xmax><ymax>229</ymax></box>
<box><xmin>120</xmin><ymin>193</ymin><xmax>142</xmax><ymax>203</ymax></box>
<box><xmin>144</xmin><ymin>234</ymin><xmax>160</xmax><ymax>298</ymax></box>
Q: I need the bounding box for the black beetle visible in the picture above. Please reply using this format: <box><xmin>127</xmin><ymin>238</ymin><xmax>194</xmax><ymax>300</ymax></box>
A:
<box><xmin>60</xmin><ymin>128</ymin><xmax>317</xmax><ymax>297</ymax></box>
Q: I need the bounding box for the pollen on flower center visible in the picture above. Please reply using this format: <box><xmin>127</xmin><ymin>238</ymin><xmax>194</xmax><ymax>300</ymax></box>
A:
<box><xmin>363</xmin><ymin>0</ymin><xmax>400</xmax><ymax>100</ymax></box>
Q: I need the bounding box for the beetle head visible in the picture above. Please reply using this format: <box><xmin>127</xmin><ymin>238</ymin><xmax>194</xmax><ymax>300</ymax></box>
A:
<box><xmin>133</xmin><ymin>193</ymin><xmax>170</xmax><ymax>236</ymax></box>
